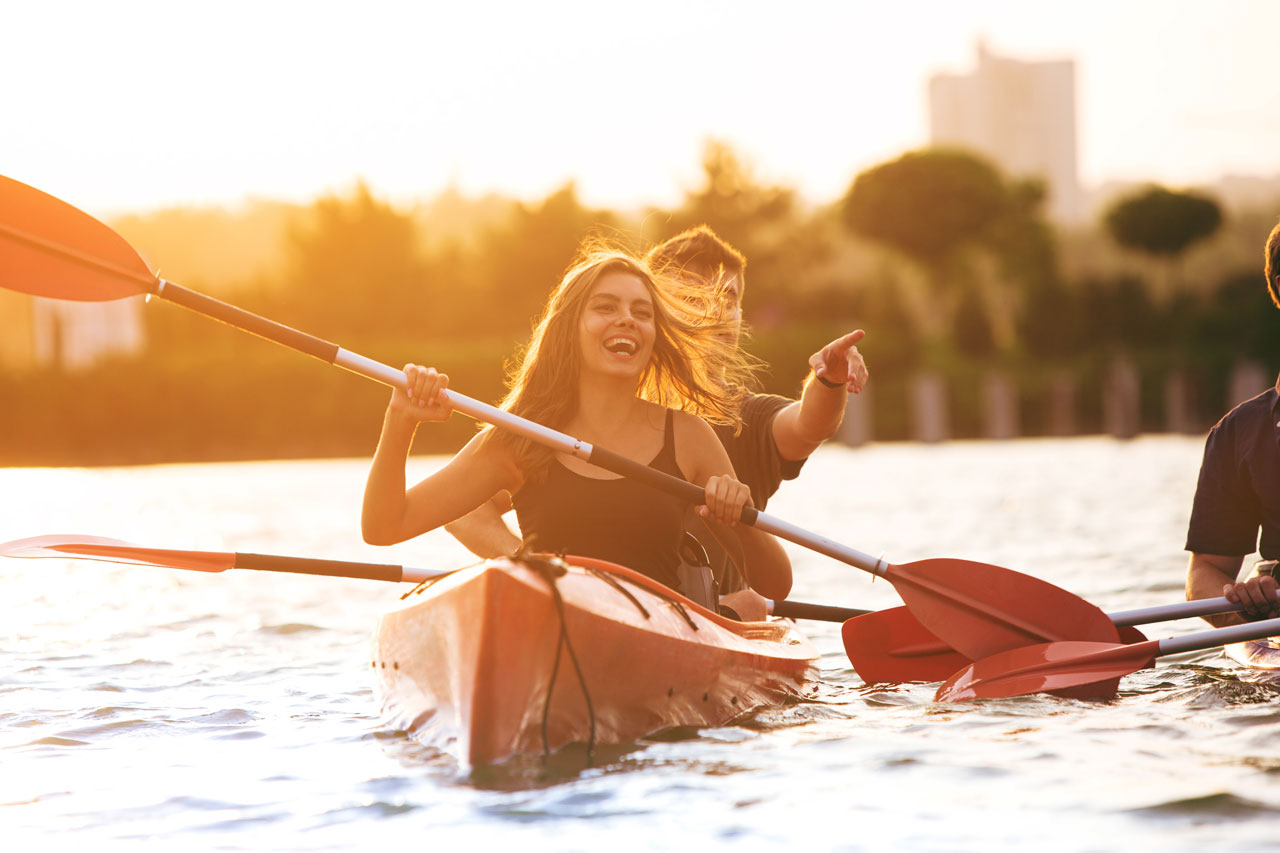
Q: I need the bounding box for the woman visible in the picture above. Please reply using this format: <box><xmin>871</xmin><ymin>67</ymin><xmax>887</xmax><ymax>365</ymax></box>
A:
<box><xmin>361</xmin><ymin>249</ymin><xmax>792</xmax><ymax>601</ymax></box>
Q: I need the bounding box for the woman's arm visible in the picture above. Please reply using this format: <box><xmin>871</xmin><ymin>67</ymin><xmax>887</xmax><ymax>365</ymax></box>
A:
<box><xmin>445</xmin><ymin>492</ymin><xmax>522</xmax><ymax>558</ymax></box>
<box><xmin>771</xmin><ymin>329</ymin><xmax>869</xmax><ymax>461</ymax></box>
<box><xmin>362</xmin><ymin>366</ymin><xmax>519</xmax><ymax>546</ymax></box>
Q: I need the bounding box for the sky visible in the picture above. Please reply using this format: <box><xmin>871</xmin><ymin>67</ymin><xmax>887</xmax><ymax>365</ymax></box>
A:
<box><xmin>5</xmin><ymin>0</ymin><xmax>1279</xmax><ymax>217</ymax></box>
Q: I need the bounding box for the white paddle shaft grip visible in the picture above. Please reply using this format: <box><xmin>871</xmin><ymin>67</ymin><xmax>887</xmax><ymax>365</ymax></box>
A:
<box><xmin>751</xmin><ymin>513</ymin><xmax>889</xmax><ymax>575</ymax></box>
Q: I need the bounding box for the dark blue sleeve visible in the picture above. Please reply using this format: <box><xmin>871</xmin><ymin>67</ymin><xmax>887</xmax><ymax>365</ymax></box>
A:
<box><xmin>724</xmin><ymin>394</ymin><xmax>805</xmax><ymax>511</ymax></box>
<box><xmin>1185</xmin><ymin>418</ymin><xmax>1262</xmax><ymax>556</ymax></box>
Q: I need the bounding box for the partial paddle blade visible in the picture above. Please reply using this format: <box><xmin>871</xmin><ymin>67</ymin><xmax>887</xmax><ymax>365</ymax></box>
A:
<box><xmin>888</xmin><ymin>558</ymin><xmax>1120</xmax><ymax>661</ymax></box>
<box><xmin>842</xmin><ymin>606</ymin><xmax>969</xmax><ymax>684</ymax></box>
<box><xmin>935</xmin><ymin>639</ymin><xmax>1160</xmax><ymax>702</ymax></box>
<box><xmin>0</xmin><ymin>175</ymin><xmax>156</xmax><ymax>301</ymax></box>
<box><xmin>0</xmin><ymin>535</ymin><xmax>234</xmax><ymax>572</ymax></box>
<box><xmin>843</xmin><ymin>606</ymin><xmax>1148</xmax><ymax>685</ymax></box>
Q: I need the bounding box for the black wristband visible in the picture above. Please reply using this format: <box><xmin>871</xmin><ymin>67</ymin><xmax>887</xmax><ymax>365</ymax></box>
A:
<box><xmin>815</xmin><ymin>373</ymin><xmax>844</xmax><ymax>389</ymax></box>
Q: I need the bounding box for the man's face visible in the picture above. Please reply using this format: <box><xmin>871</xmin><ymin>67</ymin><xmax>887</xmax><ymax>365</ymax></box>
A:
<box><xmin>714</xmin><ymin>271</ymin><xmax>743</xmax><ymax>349</ymax></box>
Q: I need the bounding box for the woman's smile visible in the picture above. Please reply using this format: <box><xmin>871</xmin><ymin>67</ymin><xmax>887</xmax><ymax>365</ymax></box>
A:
<box><xmin>580</xmin><ymin>271</ymin><xmax>655</xmax><ymax>372</ymax></box>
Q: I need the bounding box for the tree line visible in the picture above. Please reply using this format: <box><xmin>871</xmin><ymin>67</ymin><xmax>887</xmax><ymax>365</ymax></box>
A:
<box><xmin>4</xmin><ymin>142</ymin><xmax>1278</xmax><ymax>465</ymax></box>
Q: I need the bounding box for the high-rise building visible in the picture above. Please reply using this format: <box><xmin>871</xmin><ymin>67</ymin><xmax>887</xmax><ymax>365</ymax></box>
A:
<box><xmin>929</xmin><ymin>41</ymin><xmax>1081</xmax><ymax>223</ymax></box>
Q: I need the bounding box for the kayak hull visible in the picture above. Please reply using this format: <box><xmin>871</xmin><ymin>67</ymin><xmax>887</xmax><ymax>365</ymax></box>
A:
<box><xmin>371</xmin><ymin>555</ymin><xmax>817</xmax><ymax>767</ymax></box>
<box><xmin>1225</xmin><ymin>638</ymin><xmax>1280</xmax><ymax>671</ymax></box>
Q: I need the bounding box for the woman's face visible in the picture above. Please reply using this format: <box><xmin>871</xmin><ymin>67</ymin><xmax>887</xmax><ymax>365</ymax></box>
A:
<box><xmin>577</xmin><ymin>270</ymin><xmax>656</xmax><ymax>381</ymax></box>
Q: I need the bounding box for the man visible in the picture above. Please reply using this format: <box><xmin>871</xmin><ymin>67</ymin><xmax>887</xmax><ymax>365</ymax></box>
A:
<box><xmin>644</xmin><ymin>227</ymin><xmax>867</xmax><ymax>607</ymax></box>
<box><xmin>446</xmin><ymin>226</ymin><xmax>868</xmax><ymax>616</ymax></box>
<box><xmin>1184</xmin><ymin>217</ymin><xmax>1280</xmax><ymax>626</ymax></box>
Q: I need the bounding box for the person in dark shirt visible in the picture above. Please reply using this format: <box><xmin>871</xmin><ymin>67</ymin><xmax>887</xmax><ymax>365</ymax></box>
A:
<box><xmin>645</xmin><ymin>227</ymin><xmax>868</xmax><ymax>616</ymax></box>
<box><xmin>1185</xmin><ymin>216</ymin><xmax>1280</xmax><ymax>626</ymax></box>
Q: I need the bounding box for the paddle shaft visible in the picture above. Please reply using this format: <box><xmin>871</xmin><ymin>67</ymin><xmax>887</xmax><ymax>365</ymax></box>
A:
<box><xmin>1110</xmin><ymin>593</ymin><xmax>1279</xmax><ymax>627</ymax></box>
<box><xmin>191</xmin><ymin>553</ymin><xmax>877</xmax><ymax>621</ymax></box>
<box><xmin>234</xmin><ymin>552</ymin><xmax>442</xmax><ymax>584</ymax></box>
<box><xmin>5</xmin><ymin>534</ymin><xmax>871</xmax><ymax>623</ymax></box>
<box><xmin>132</xmin><ymin>280</ymin><xmax>892</xmax><ymax>579</ymax></box>
<box><xmin>1156</xmin><ymin>615</ymin><xmax>1280</xmax><ymax>655</ymax></box>
<box><xmin>769</xmin><ymin>600</ymin><xmax>871</xmax><ymax>622</ymax></box>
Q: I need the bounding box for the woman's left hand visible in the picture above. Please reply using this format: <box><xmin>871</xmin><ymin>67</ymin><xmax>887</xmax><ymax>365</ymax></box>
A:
<box><xmin>699</xmin><ymin>475</ymin><xmax>752</xmax><ymax>526</ymax></box>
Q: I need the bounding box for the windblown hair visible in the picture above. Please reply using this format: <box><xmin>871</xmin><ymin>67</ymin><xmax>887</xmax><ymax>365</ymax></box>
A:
<box><xmin>645</xmin><ymin>225</ymin><xmax>747</xmax><ymax>293</ymax></box>
<box><xmin>490</xmin><ymin>247</ymin><xmax>754</xmax><ymax>481</ymax></box>
<box><xmin>1266</xmin><ymin>216</ymin><xmax>1280</xmax><ymax>309</ymax></box>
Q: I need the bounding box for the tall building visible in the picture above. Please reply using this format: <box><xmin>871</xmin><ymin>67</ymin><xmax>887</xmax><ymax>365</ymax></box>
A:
<box><xmin>929</xmin><ymin>41</ymin><xmax>1081</xmax><ymax>223</ymax></box>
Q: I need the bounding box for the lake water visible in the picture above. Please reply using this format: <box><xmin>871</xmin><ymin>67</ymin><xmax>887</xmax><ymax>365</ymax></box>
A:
<box><xmin>3</xmin><ymin>437</ymin><xmax>1279</xmax><ymax>851</ymax></box>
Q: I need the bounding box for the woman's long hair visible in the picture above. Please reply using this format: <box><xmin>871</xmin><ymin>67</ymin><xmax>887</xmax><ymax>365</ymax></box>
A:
<box><xmin>490</xmin><ymin>246</ymin><xmax>756</xmax><ymax>481</ymax></box>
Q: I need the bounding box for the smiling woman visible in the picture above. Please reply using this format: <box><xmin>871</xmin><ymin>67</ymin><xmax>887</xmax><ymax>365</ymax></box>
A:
<box><xmin>359</xmin><ymin>247</ymin><xmax>794</xmax><ymax>601</ymax></box>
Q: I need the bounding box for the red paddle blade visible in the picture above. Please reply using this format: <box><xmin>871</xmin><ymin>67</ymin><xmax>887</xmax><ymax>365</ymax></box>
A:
<box><xmin>935</xmin><ymin>639</ymin><xmax>1160</xmax><ymax>702</ymax></box>
<box><xmin>843</xmin><ymin>606</ymin><xmax>1150</xmax><ymax>685</ymax></box>
<box><xmin>889</xmin><ymin>558</ymin><xmax>1119</xmax><ymax>661</ymax></box>
<box><xmin>0</xmin><ymin>535</ymin><xmax>234</xmax><ymax>572</ymax></box>
<box><xmin>0</xmin><ymin>175</ymin><xmax>155</xmax><ymax>301</ymax></box>
<box><xmin>842</xmin><ymin>607</ymin><xmax>969</xmax><ymax>683</ymax></box>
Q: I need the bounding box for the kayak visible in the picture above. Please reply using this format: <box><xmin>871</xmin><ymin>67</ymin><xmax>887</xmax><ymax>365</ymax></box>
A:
<box><xmin>371</xmin><ymin>553</ymin><xmax>818</xmax><ymax>767</ymax></box>
<box><xmin>1225</xmin><ymin>637</ymin><xmax>1280</xmax><ymax>671</ymax></box>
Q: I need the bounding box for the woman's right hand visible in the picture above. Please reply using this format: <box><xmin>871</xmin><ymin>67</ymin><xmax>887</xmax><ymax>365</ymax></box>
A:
<box><xmin>389</xmin><ymin>364</ymin><xmax>454</xmax><ymax>423</ymax></box>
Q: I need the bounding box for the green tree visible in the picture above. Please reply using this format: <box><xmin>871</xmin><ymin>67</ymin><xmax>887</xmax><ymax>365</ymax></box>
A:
<box><xmin>840</xmin><ymin>148</ymin><xmax>1028</xmax><ymax>357</ymax></box>
<box><xmin>474</xmin><ymin>183</ymin><xmax>616</xmax><ymax>336</ymax></box>
<box><xmin>1103</xmin><ymin>185</ymin><xmax>1223</xmax><ymax>295</ymax></box>
<box><xmin>280</xmin><ymin>182</ymin><xmax>430</xmax><ymax>339</ymax></box>
<box><xmin>658</xmin><ymin>140</ymin><xmax>801</xmax><ymax>327</ymax></box>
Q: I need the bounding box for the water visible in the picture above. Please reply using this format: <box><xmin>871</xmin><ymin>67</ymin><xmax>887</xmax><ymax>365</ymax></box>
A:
<box><xmin>3</xmin><ymin>437</ymin><xmax>1280</xmax><ymax>851</ymax></box>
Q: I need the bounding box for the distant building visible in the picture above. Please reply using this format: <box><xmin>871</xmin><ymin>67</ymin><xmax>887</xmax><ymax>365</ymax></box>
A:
<box><xmin>929</xmin><ymin>41</ymin><xmax>1082</xmax><ymax>223</ymax></box>
<box><xmin>0</xmin><ymin>289</ymin><xmax>144</xmax><ymax>372</ymax></box>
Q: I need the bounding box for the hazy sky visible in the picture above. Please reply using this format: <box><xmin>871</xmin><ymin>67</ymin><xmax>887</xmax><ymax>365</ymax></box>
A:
<box><xmin>6</xmin><ymin>0</ymin><xmax>1278</xmax><ymax>216</ymax></box>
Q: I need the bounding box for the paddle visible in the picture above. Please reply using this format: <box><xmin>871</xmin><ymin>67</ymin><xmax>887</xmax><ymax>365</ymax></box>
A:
<box><xmin>936</xmin><ymin>615</ymin><xmax>1280</xmax><ymax>702</ymax></box>
<box><xmin>0</xmin><ymin>173</ymin><xmax>1120</xmax><ymax>660</ymax></box>
<box><xmin>0</xmin><ymin>535</ymin><xmax>451</xmax><ymax>584</ymax></box>
<box><xmin>844</xmin><ymin>595</ymin><xmax>1277</xmax><ymax>684</ymax></box>
<box><xmin>1</xmin><ymin>535</ymin><xmax>872</xmax><ymax>623</ymax></box>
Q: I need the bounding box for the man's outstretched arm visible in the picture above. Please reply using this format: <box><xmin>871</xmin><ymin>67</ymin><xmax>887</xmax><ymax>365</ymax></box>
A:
<box><xmin>771</xmin><ymin>329</ymin><xmax>869</xmax><ymax>461</ymax></box>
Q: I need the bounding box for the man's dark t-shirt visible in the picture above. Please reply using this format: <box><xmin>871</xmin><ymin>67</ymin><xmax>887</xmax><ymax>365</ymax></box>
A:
<box><xmin>689</xmin><ymin>393</ymin><xmax>807</xmax><ymax>592</ymax></box>
<box><xmin>1186</xmin><ymin>377</ymin><xmax>1280</xmax><ymax>560</ymax></box>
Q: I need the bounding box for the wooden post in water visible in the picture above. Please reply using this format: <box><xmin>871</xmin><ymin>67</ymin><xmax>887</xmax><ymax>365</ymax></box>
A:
<box><xmin>982</xmin><ymin>371</ymin><xmax>1019</xmax><ymax>440</ymax></box>
<box><xmin>910</xmin><ymin>370</ymin><xmax>949</xmax><ymax>443</ymax></box>
<box><xmin>1228</xmin><ymin>360</ymin><xmax>1268</xmax><ymax>408</ymax></box>
<box><xmin>1047</xmin><ymin>370</ymin><xmax>1077</xmax><ymax>437</ymax></box>
<box><xmin>838</xmin><ymin>384</ymin><xmax>873</xmax><ymax>447</ymax></box>
<box><xmin>1103</xmin><ymin>354</ymin><xmax>1140</xmax><ymax>439</ymax></box>
<box><xmin>1163</xmin><ymin>370</ymin><xmax>1196</xmax><ymax>434</ymax></box>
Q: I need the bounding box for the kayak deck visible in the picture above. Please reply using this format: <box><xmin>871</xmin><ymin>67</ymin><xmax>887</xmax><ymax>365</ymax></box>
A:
<box><xmin>371</xmin><ymin>554</ymin><xmax>818</xmax><ymax>767</ymax></box>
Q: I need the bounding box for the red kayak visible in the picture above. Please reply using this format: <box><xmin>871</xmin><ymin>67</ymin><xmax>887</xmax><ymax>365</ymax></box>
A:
<box><xmin>371</xmin><ymin>554</ymin><xmax>818</xmax><ymax>767</ymax></box>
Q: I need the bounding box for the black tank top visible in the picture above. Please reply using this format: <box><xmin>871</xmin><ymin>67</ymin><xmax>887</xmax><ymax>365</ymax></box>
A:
<box><xmin>513</xmin><ymin>410</ymin><xmax>687</xmax><ymax>588</ymax></box>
